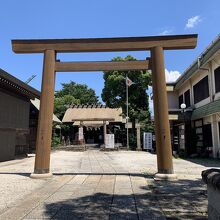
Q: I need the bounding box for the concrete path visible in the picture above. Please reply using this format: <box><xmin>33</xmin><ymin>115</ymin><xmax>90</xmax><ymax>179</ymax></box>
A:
<box><xmin>0</xmin><ymin>149</ymin><xmax>215</xmax><ymax>219</ymax></box>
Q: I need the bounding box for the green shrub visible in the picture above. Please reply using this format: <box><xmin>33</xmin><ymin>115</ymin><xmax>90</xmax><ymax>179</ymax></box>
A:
<box><xmin>129</xmin><ymin>133</ymin><xmax>137</xmax><ymax>150</ymax></box>
<box><xmin>52</xmin><ymin>133</ymin><xmax>60</xmax><ymax>148</ymax></box>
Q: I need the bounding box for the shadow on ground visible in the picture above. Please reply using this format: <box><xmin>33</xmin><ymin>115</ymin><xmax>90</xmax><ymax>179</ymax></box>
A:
<box><xmin>44</xmin><ymin>192</ymin><xmax>164</xmax><ymax>219</ymax></box>
<box><xmin>183</xmin><ymin>157</ymin><xmax>220</xmax><ymax>168</ymax></box>
<box><xmin>147</xmin><ymin>178</ymin><xmax>208</xmax><ymax>219</ymax></box>
<box><xmin>0</xmin><ymin>172</ymin><xmax>31</xmax><ymax>177</ymax></box>
<box><xmin>25</xmin><ymin>175</ymin><xmax>208</xmax><ymax>220</ymax></box>
<box><xmin>0</xmin><ymin>172</ymin><xmax>152</xmax><ymax>178</ymax></box>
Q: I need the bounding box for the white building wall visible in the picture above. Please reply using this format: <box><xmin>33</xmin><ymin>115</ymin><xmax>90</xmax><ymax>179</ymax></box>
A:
<box><xmin>174</xmin><ymin>81</ymin><xmax>192</xmax><ymax>110</ymax></box>
<box><xmin>167</xmin><ymin>91</ymin><xmax>179</xmax><ymax>109</ymax></box>
<box><xmin>190</xmin><ymin>66</ymin><xmax>211</xmax><ymax>108</ymax></box>
<box><xmin>210</xmin><ymin>53</ymin><xmax>220</xmax><ymax>158</ymax></box>
<box><xmin>203</xmin><ymin>115</ymin><xmax>212</xmax><ymax>125</ymax></box>
<box><xmin>211</xmin><ymin>114</ymin><xmax>220</xmax><ymax>158</ymax></box>
<box><xmin>178</xmin><ymin>82</ymin><xmax>191</xmax><ymax>98</ymax></box>
<box><xmin>211</xmin><ymin>52</ymin><xmax>220</xmax><ymax>101</ymax></box>
<box><xmin>175</xmin><ymin>49</ymin><xmax>220</xmax><ymax>158</ymax></box>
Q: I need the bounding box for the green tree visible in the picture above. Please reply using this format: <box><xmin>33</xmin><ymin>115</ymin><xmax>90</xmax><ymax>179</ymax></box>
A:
<box><xmin>54</xmin><ymin>81</ymin><xmax>99</xmax><ymax>119</ymax></box>
<box><xmin>101</xmin><ymin>55</ymin><xmax>152</xmax><ymax>130</ymax></box>
<box><xmin>54</xmin><ymin>95</ymin><xmax>80</xmax><ymax>119</ymax></box>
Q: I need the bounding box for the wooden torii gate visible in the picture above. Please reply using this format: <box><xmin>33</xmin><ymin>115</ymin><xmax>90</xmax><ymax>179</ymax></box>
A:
<box><xmin>12</xmin><ymin>34</ymin><xmax>197</xmax><ymax>179</ymax></box>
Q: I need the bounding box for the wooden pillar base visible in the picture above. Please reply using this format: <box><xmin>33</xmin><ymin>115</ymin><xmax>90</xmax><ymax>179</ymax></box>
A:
<box><xmin>157</xmin><ymin>168</ymin><xmax>174</xmax><ymax>174</ymax></box>
<box><xmin>34</xmin><ymin>168</ymin><xmax>50</xmax><ymax>174</ymax></box>
<box><xmin>154</xmin><ymin>173</ymin><xmax>177</xmax><ymax>181</ymax></box>
<box><xmin>30</xmin><ymin>172</ymin><xmax>53</xmax><ymax>179</ymax></box>
<box><xmin>78</xmin><ymin>140</ymin><xmax>84</xmax><ymax>145</ymax></box>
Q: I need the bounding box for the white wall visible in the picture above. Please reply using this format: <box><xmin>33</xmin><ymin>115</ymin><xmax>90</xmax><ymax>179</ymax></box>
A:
<box><xmin>175</xmin><ymin>51</ymin><xmax>220</xmax><ymax>158</ymax></box>
<box><xmin>167</xmin><ymin>91</ymin><xmax>179</xmax><ymax>109</ymax></box>
<box><xmin>177</xmin><ymin>81</ymin><xmax>192</xmax><ymax>108</ymax></box>
<box><xmin>191</xmin><ymin>65</ymin><xmax>211</xmax><ymax>108</ymax></box>
<box><xmin>211</xmin><ymin>114</ymin><xmax>220</xmax><ymax>158</ymax></box>
<box><xmin>176</xmin><ymin>51</ymin><xmax>220</xmax><ymax>109</ymax></box>
<box><xmin>210</xmin><ymin>52</ymin><xmax>220</xmax><ymax>101</ymax></box>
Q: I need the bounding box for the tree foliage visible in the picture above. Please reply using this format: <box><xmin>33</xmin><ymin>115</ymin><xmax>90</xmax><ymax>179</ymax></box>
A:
<box><xmin>54</xmin><ymin>95</ymin><xmax>80</xmax><ymax>119</ymax></box>
<box><xmin>101</xmin><ymin>55</ymin><xmax>152</xmax><ymax>130</ymax></box>
<box><xmin>54</xmin><ymin>81</ymin><xmax>99</xmax><ymax>119</ymax></box>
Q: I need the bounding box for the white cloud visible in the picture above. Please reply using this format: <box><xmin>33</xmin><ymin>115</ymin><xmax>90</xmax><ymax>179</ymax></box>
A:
<box><xmin>165</xmin><ymin>69</ymin><xmax>181</xmax><ymax>82</ymax></box>
<box><xmin>185</xmin><ymin>15</ymin><xmax>201</xmax><ymax>29</ymax></box>
<box><xmin>160</xmin><ymin>29</ymin><xmax>172</xmax><ymax>35</ymax></box>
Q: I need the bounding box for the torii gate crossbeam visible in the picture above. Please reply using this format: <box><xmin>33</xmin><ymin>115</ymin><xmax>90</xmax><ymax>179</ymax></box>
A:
<box><xmin>12</xmin><ymin>34</ymin><xmax>198</xmax><ymax>180</ymax></box>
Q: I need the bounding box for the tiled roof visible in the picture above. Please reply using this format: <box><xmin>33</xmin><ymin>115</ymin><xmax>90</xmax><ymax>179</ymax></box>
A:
<box><xmin>62</xmin><ymin>107</ymin><xmax>123</xmax><ymax>123</ymax></box>
<box><xmin>0</xmin><ymin>68</ymin><xmax>40</xmax><ymax>99</ymax></box>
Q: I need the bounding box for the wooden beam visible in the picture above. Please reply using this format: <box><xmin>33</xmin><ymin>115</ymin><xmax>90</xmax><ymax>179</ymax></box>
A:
<box><xmin>55</xmin><ymin>60</ymin><xmax>150</xmax><ymax>72</ymax></box>
<box><xmin>12</xmin><ymin>34</ymin><xmax>198</xmax><ymax>53</ymax></box>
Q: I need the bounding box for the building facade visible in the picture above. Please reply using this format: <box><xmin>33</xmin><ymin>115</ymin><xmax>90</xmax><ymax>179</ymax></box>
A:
<box><xmin>168</xmin><ymin>35</ymin><xmax>220</xmax><ymax>158</ymax></box>
<box><xmin>0</xmin><ymin>68</ymin><xmax>61</xmax><ymax>162</ymax></box>
<box><xmin>0</xmin><ymin>68</ymin><xmax>40</xmax><ymax>161</ymax></box>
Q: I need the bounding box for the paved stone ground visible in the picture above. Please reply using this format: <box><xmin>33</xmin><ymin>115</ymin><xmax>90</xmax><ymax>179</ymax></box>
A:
<box><xmin>0</xmin><ymin>149</ymin><xmax>219</xmax><ymax>219</ymax></box>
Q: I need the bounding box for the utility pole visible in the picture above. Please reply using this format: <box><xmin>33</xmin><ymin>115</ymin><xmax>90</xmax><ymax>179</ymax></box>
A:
<box><xmin>126</xmin><ymin>74</ymin><xmax>129</xmax><ymax>150</ymax></box>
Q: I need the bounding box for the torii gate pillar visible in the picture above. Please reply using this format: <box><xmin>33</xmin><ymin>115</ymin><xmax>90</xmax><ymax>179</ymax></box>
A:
<box><xmin>31</xmin><ymin>50</ymin><xmax>56</xmax><ymax>178</ymax></box>
<box><xmin>151</xmin><ymin>46</ymin><xmax>176</xmax><ymax>180</ymax></box>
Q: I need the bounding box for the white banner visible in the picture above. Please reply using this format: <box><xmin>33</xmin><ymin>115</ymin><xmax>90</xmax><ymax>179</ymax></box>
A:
<box><xmin>105</xmin><ymin>134</ymin><xmax>115</xmax><ymax>149</ymax></box>
<box><xmin>78</xmin><ymin>127</ymin><xmax>84</xmax><ymax>140</ymax></box>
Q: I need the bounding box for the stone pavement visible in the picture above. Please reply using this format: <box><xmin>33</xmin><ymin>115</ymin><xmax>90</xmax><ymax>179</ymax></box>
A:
<box><xmin>0</xmin><ymin>149</ymin><xmax>217</xmax><ymax>219</ymax></box>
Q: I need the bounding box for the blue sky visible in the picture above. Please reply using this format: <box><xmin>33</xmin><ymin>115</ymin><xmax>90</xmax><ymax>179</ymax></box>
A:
<box><xmin>0</xmin><ymin>0</ymin><xmax>220</xmax><ymax>108</ymax></box>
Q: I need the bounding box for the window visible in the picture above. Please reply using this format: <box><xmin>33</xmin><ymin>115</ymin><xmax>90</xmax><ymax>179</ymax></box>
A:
<box><xmin>179</xmin><ymin>94</ymin><xmax>183</xmax><ymax>108</ymax></box>
<box><xmin>184</xmin><ymin>90</ymin><xmax>191</xmax><ymax>108</ymax></box>
<box><xmin>194</xmin><ymin>119</ymin><xmax>203</xmax><ymax>148</ymax></box>
<box><xmin>193</xmin><ymin>76</ymin><xmax>209</xmax><ymax>104</ymax></box>
<box><xmin>203</xmin><ymin>124</ymin><xmax>213</xmax><ymax>148</ymax></box>
<box><xmin>214</xmin><ymin>66</ymin><xmax>220</xmax><ymax>93</ymax></box>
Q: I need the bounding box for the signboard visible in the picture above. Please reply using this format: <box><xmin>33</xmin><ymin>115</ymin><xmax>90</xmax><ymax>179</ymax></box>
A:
<box><xmin>105</xmin><ymin>134</ymin><xmax>115</xmax><ymax>149</ymax></box>
<box><xmin>143</xmin><ymin>132</ymin><xmax>153</xmax><ymax>150</ymax></box>
<box><xmin>78</xmin><ymin>127</ymin><xmax>84</xmax><ymax>140</ymax></box>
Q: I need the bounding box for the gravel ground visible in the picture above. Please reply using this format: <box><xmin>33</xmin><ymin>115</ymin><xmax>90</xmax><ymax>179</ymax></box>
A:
<box><xmin>0</xmin><ymin>156</ymin><xmax>47</xmax><ymax>214</ymax></box>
